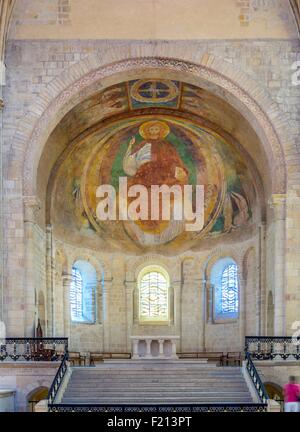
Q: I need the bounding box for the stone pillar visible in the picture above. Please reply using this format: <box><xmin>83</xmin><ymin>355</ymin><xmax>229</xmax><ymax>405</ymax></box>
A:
<box><xmin>102</xmin><ymin>278</ymin><xmax>112</xmax><ymax>352</ymax></box>
<box><xmin>158</xmin><ymin>339</ymin><xmax>164</xmax><ymax>358</ymax></box>
<box><xmin>145</xmin><ymin>339</ymin><xmax>152</xmax><ymax>358</ymax></box>
<box><xmin>172</xmin><ymin>280</ymin><xmax>181</xmax><ymax>349</ymax></box>
<box><xmin>171</xmin><ymin>340</ymin><xmax>177</xmax><ymax>358</ymax></box>
<box><xmin>45</xmin><ymin>225</ymin><xmax>55</xmax><ymax>336</ymax></box>
<box><xmin>132</xmin><ymin>339</ymin><xmax>139</xmax><ymax>359</ymax></box>
<box><xmin>124</xmin><ymin>273</ymin><xmax>135</xmax><ymax>353</ymax></box>
<box><xmin>62</xmin><ymin>273</ymin><xmax>72</xmax><ymax>345</ymax></box>
<box><xmin>259</xmin><ymin>223</ymin><xmax>267</xmax><ymax>335</ymax></box>
<box><xmin>269</xmin><ymin>194</ymin><xmax>286</xmax><ymax>336</ymax></box>
<box><xmin>23</xmin><ymin>196</ymin><xmax>41</xmax><ymax>337</ymax></box>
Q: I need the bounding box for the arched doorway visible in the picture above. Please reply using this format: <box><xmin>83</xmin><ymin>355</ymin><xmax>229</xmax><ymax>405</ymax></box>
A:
<box><xmin>27</xmin><ymin>387</ymin><xmax>49</xmax><ymax>412</ymax></box>
<box><xmin>264</xmin><ymin>382</ymin><xmax>284</xmax><ymax>411</ymax></box>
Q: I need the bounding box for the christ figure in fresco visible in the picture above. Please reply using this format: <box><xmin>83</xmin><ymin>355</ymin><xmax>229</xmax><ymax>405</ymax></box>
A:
<box><xmin>123</xmin><ymin>120</ymin><xmax>188</xmax><ymax>185</ymax></box>
<box><xmin>122</xmin><ymin>120</ymin><xmax>189</xmax><ymax>233</ymax></box>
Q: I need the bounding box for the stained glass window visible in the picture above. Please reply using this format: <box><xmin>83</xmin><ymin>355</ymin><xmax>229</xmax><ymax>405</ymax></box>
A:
<box><xmin>221</xmin><ymin>264</ymin><xmax>239</xmax><ymax>314</ymax></box>
<box><xmin>70</xmin><ymin>261</ymin><xmax>98</xmax><ymax>323</ymax></box>
<box><xmin>70</xmin><ymin>267</ymin><xmax>83</xmax><ymax>321</ymax></box>
<box><xmin>139</xmin><ymin>269</ymin><xmax>169</xmax><ymax>322</ymax></box>
<box><xmin>211</xmin><ymin>257</ymin><xmax>239</xmax><ymax>320</ymax></box>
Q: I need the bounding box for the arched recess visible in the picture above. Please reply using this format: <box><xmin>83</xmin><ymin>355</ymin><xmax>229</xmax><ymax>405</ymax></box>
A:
<box><xmin>70</xmin><ymin>260</ymin><xmax>98</xmax><ymax>324</ymax></box>
<box><xmin>26</xmin><ymin>386</ymin><xmax>49</xmax><ymax>413</ymax></box>
<box><xmin>7</xmin><ymin>52</ymin><xmax>290</xmax><ymax>198</ymax></box>
<box><xmin>4</xmin><ymin>48</ymin><xmax>294</xmax><ymax>336</ymax></box>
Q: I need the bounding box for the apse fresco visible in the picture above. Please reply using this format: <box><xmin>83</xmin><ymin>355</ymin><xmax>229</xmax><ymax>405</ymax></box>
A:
<box><xmin>51</xmin><ymin>80</ymin><xmax>256</xmax><ymax>254</ymax></box>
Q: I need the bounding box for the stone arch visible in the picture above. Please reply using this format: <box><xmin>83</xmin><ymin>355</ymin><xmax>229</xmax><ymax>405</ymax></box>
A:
<box><xmin>130</xmin><ymin>255</ymin><xmax>176</xmax><ymax>282</ymax></box>
<box><xmin>6</xmin><ymin>47</ymin><xmax>291</xmax><ymax>198</ymax></box>
<box><xmin>26</xmin><ymin>386</ymin><xmax>49</xmax><ymax>412</ymax></box>
<box><xmin>203</xmin><ymin>248</ymin><xmax>244</xmax><ymax>324</ymax></box>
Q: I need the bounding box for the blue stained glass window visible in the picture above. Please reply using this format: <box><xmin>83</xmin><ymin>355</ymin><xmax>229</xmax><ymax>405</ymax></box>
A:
<box><xmin>221</xmin><ymin>264</ymin><xmax>239</xmax><ymax>314</ymax></box>
<box><xmin>70</xmin><ymin>267</ymin><xmax>83</xmax><ymax>321</ymax></box>
<box><xmin>211</xmin><ymin>257</ymin><xmax>239</xmax><ymax>320</ymax></box>
<box><xmin>70</xmin><ymin>261</ymin><xmax>97</xmax><ymax>323</ymax></box>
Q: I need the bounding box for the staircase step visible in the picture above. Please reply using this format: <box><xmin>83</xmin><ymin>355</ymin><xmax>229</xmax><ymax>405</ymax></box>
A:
<box><xmin>56</xmin><ymin>362</ymin><xmax>254</xmax><ymax>406</ymax></box>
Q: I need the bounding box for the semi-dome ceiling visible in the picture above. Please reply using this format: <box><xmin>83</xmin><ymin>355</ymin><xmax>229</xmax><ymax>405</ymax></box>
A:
<box><xmin>43</xmin><ymin>79</ymin><xmax>263</xmax><ymax>255</ymax></box>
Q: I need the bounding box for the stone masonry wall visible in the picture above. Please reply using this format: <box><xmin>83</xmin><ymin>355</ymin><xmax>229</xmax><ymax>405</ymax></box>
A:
<box><xmin>2</xmin><ymin>38</ymin><xmax>300</xmax><ymax>339</ymax></box>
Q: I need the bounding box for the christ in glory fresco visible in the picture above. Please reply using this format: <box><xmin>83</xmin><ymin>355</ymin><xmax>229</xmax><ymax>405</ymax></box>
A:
<box><xmin>122</xmin><ymin>120</ymin><xmax>188</xmax><ymax>186</ymax></box>
<box><xmin>122</xmin><ymin>120</ymin><xmax>190</xmax><ymax>234</ymax></box>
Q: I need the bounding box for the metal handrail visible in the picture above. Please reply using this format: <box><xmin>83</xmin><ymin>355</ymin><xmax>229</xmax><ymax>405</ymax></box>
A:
<box><xmin>245</xmin><ymin>352</ymin><xmax>269</xmax><ymax>404</ymax></box>
<box><xmin>48</xmin><ymin>352</ymin><xmax>69</xmax><ymax>405</ymax></box>
<box><xmin>48</xmin><ymin>403</ymin><xmax>268</xmax><ymax>413</ymax></box>
<box><xmin>0</xmin><ymin>337</ymin><xmax>68</xmax><ymax>362</ymax></box>
<box><xmin>245</xmin><ymin>336</ymin><xmax>300</xmax><ymax>360</ymax></box>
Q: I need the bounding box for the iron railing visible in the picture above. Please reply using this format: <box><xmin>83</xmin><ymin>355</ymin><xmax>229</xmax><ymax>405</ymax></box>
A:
<box><xmin>0</xmin><ymin>337</ymin><xmax>68</xmax><ymax>362</ymax></box>
<box><xmin>245</xmin><ymin>352</ymin><xmax>269</xmax><ymax>404</ymax></box>
<box><xmin>48</xmin><ymin>403</ymin><xmax>267</xmax><ymax>413</ymax></box>
<box><xmin>245</xmin><ymin>336</ymin><xmax>300</xmax><ymax>361</ymax></box>
<box><xmin>48</xmin><ymin>352</ymin><xmax>69</xmax><ymax>405</ymax></box>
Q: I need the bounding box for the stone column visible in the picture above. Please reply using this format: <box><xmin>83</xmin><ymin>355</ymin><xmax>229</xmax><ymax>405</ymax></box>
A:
<box><xmin>145</xmin><ymin>339</ymin><xmax>152</xmax><ymax>358</ymax></box>
<box><xmin>171</xmin><ymin>340</ymin><xmax>177</xmax><ymax>359</ymax></box>
<box><xmin>132</xmin><ymin>339</ymin><xmax>139</xmax><ymax>359</ymax></box>
<box><xmin>172</xmin><ymin>280</ymin><xmax>181</xmax><ymax>349</ymax></box>
<box><xmin>258</xmin><ymin>222</ymin><xmax>267</xmax><ymax>335</ymax></box>
<box><xmin>158</xmin><ymin>339</ymin><xmax>164</xmax><ymax>358</ymax></box>
<box><xmin>62</xmin><ymin>273</ymin><xmax>72</xmax><ymax>345</ymax></box>
<box><xmin>124</xmin><ymin>273</ymin><xmax>135</xmax><ymax>353</ymax></box>
<box><xmin>102</xmin><ymin>278</ymin><xmax>112</xmax><ymax>352</ymax></box>
<box><xmin>269</xmin><ymin>194</ymin><xmax>286</xmax><ymax>336</ymax></box>
<box><xmin>23</xmin><ymin>196</ymin><xmax>41</xmax><ymax>337</ymax></box>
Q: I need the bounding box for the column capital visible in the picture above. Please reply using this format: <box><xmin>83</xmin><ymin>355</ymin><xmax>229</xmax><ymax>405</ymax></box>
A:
<box><xmin>268</xmin><ymin>194</ymin><xmax>286</xmax><ymax>220</ymax></box>
<box><xmin>62</xmin><ymin>273</ymin><xmax>73</xmax><ymax>285</ymax></box>
<box><xmin>23</xmin><ymin>196</ymin><xmax>41</xmax><ymax>223</ymax></box>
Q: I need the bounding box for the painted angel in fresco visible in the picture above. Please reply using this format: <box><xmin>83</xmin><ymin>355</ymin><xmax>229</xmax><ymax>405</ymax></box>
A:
<box><xmin>223</xmin><ymin>191</ymin><xmax>250</xmax><ymax>232</ymax></box>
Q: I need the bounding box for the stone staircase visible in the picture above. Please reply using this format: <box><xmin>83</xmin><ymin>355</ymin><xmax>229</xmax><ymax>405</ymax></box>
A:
<box><xmin>60</xmin><ymin>361</ymin><xmax>254</xmax><ymax>405</ymax></box>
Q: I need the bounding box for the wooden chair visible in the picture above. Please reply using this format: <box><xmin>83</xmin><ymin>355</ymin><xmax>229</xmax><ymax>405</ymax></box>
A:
<box><xmin>89</xmin><ymin>352</ymin><xmax>131</xmax><ymax>366</ymax></box>
<box><xmin>178</xmin><ymin>352</ymin><xmax>224</xmax><ymax>366</ymax></box>
<box><xmin>225</xmin><ymin>351</ymin><xmax>243</xmax><ymax>366</ymax></box>
<box><xmin>69</xmin><ymin>351</ymin><xmax>86</xmax><ymax>366</ymax></box>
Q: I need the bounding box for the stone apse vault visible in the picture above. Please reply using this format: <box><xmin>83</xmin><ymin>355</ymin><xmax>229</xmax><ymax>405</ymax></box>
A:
<box><xmin>3</xmin><ymin>45</ymin><xmax>298</xmax><ymax>353</ymax></box>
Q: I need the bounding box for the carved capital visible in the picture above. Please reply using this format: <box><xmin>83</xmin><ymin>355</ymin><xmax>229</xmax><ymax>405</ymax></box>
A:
<box><xmin>23</xmin><ymin>196</ymin><xmax>41</xmax><ymax>223</ymax></box>
<box><xmin>268</xmin><ymin>194</ymin><xmax>286</xmax><ymax>220</ymax></box>
<box><xmin>62</xmin><ymin>273</ymin><xmax>73</xmax><ymax>287</ymax></box>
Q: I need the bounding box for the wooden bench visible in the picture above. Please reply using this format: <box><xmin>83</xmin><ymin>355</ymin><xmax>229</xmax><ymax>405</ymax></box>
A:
<box><xmin>225</xmin><ymin>352</ymin><xmax>243</xmax><ymax>366</ymax></box>
<box><xmin>89</xmin><ymin>352</ymin><xmax>131</xmax><ymax>366</ymax></box>
<box><xmin>178</xmin><ymin>352</ymin><xmax>224</xmax><ymax>365</ymax></box>
<box><xmin>68</xmin><ymin>351</ymin><xmax>87</xmax><ymax>366</ymax></box>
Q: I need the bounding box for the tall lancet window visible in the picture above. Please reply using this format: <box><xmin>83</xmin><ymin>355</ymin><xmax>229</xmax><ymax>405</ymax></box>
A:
<box><xmin>138</xmin><ymin>266</ymin><xmax>169</xmax><ymax>323</ymax></box>
<box><xmin>70</xmin><ymin>267</ymin><xmax>83</xmax><ymax>321</ymax></box>
<box><xmin>70</xmin><ymin>260</ymin><xmax>97</xmax><ymax>323</ymax></box>
<box><xmin>221</xmin><ymin>263</ymin><xmax>239</xmax><ymax>314</ymax></box>
<box><xmin>211</xmin><ymin>257</ymin><xmax>239</xmax><ymax>321</ymax></box>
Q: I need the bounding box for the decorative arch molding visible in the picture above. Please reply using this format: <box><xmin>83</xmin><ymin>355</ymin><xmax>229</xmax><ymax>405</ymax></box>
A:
<box><xmin>7</xmin><ymin>46</ymin><xmax>290</xmax><ymax>197</ymax></box>
<box><xmin>60</xmin><ymin>243</ymin><xmax>112</xmax><ymax>280</ymax></box>
<box><xmin>203</xmin><ymin>246</ymin><xmax>245</xmax><ymax>282</ymax></box>
<box><xmin>129</xmin><ymin>254</ymin><xmax>177</xmax><ymax>282</ymax></box>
